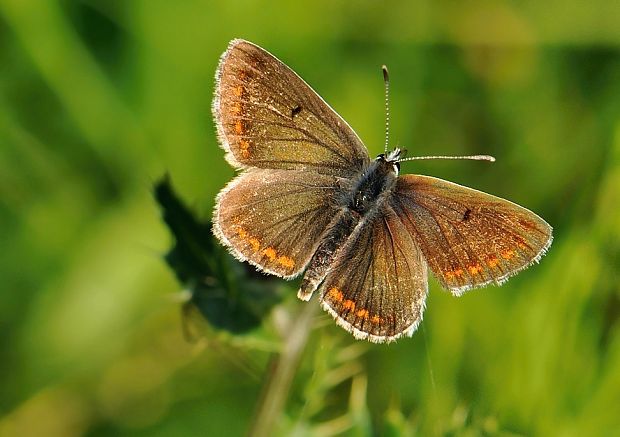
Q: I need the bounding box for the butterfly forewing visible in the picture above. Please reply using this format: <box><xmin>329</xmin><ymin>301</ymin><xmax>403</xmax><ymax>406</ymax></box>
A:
<box><xmin>319</xmin><ymin>206</ymin><xmax>428</xmax><ymax>343</ymax></box>
<box><xmin>214</xmin><ymin>39</ymin><xmax>370</xmax><ymax>176</ymax></box>
<box><xmin>392</xmin><ymin>175</ymin><xmax>553</xmax><ymax>294</ymax></box>
<box><xmin>214</xmin><ymin>168</ymin><xmax>341</xmax><ymax>278</ymax></box>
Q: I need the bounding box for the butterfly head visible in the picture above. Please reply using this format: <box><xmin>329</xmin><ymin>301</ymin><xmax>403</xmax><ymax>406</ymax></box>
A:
<box><xmin>376</xmin><ymin>147</ymin><xmax>402</xmax><ymax>175</ymax></box>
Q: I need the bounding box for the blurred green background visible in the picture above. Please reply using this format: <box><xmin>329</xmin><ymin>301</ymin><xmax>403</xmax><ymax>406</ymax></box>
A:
<box><xmin>1</xmin><ymin>1</ymin><xmax>619</xmax><ymax>436</ymax></box>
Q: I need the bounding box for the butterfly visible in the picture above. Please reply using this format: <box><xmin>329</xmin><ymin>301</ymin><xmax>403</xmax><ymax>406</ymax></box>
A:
<box><xmin>212</xmin><ymin>39</ymin><xmax>553</xmax><ymax>343</ymax></box>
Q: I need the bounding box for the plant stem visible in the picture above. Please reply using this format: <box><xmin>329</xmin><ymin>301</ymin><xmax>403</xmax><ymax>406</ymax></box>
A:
<box><xmin>249</xmin><ymin>302</ymin><xmax>318</xmax><ymax>437</ymax></box>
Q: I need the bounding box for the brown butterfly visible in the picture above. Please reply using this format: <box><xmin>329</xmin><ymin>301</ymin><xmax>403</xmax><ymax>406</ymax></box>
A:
<box><xmin>212</xmin><ymin>39</ymin><xmax>552</xmax><ymax>343</ymax></box>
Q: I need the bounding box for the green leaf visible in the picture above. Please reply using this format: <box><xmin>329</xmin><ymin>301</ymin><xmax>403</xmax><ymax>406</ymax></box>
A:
<box><xmin>154</xmin><ymin>175</ymin><xmax>283</xmax><ymax>334</ymax></box>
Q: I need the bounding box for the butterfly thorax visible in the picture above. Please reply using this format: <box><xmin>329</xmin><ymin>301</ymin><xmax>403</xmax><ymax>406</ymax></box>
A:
<box><xmin>345</xmin><ymin>152</ymin><xmax>400</xmax><ymax>215</ymax></box>
<box><xmin>299</xmin><ymin>152</ymin><xmax>400</xmax><ymax>299</ymax></box>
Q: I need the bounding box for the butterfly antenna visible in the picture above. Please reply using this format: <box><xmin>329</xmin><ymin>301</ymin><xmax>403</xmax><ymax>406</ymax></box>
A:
<box><xmin>398</xmin><ymin>154</ymin><xmax>496</xmax><ymax>163</ymax></box>
<box><xmin>381</xmin><ymin>65</ymin><xmax>494</xmax><ymax>164</ymax></box>
<box><xmin>382</xmin><ymin>65</ymin><xmax>390</xmax><ymax>153</ymax></box>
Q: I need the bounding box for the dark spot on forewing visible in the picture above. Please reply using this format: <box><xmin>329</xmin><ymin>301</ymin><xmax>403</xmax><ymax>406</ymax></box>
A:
<box><xmin>291</xmin><ymin>104</ymin><xmax>302</xmax><ymax>118</ymax></box>
<box><xmin>462</xmin><ymin>208</ymin><xmax>471</xmax><ymax>221</ymax></box>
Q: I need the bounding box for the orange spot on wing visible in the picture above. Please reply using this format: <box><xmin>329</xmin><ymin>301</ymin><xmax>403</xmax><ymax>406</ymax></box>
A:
<box><xmin>328</xmin><ymin>287</ymin><xmax>344</xmax><ymax>302</ymax></box>
<box><xmin>371</xmin><ymin>315</ymin><xmax>382</xmax><ymax>324</ymax></box>
<box><xmin>234</xmin><ymin>120</ymin><xmax>244</xmax><ymax>134</ymax></box>
<box><xmin>356</xmin><ymin>308</ymin><xmax>369</xmax><ymax>319</ymax></box>
<box><xmin>263</xmin><ymin>247</ymin><xmax>276</xmax><ymax>261</ymax></box>
<box><xmin>277</xmin><ymin>256</ymin><xmax>295</xmax><ymax>269</ymax></box>
<box><xmin>234</xmin><ymin>85</ymin><xmax>243</xmax><ymax>97</ymax></box>
<box><xmin>239</xmin><ymin>139</ymin><xmax>251</xmax><ymax>158</ymax></box>
<box><xmin>249</xmin><ymin>237</ymin><xmax>260</xmax><ymax>252</ymax></box>
<box><xmin>231</xmin><ymin>102</ymin><xmax>242</xmax><ymax>115</ymax></box>
<box><xmin>487</xmin><ymin>257</ymin><xmax>499</xmax><ymax>268</ymax></box>
<box><xmin>343</xmin><ymin>300</ymin><xmax>356</xmax><ymax>311</ymax></box>
<box><xmin>518</xmin><ymin>218</ymin><xmax>535</xmax><ymax>229</ymax></box>
<box><xmin>501</xmin><ymin>249</ymin><xmax>515</xmax><ymax>260</ymax></box>
<box><xmin>236</xmin><ymin>226</ymin><xmax>248</xmax><ymax>239</ymax></box>
<box><xmin>468</xmin><ymin>264</ymin><xmax>483</xmax><ymax>275</ymax></box>
<box><xmin>234</xmin><ymin>225</ymin><xmax>262</xmax><ymax>253</ymax></box>
<box><xmin>445</xmin><ymin>267</ymin><xmax>465</xmax><ymax>281</ymax></box>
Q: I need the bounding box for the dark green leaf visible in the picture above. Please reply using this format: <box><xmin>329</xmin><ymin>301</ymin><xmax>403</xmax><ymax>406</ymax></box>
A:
<box><xmin>154</xmin><ymin>175</ymin><xmax>283</xmax><ymax>334</ymax></box>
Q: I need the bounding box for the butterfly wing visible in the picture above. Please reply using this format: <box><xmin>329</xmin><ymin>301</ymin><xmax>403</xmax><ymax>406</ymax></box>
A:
<box><xmin>213</xmin><ymin>39</ymin><xmax>370</xmax><ymax>175</ymax></box>
<box><xmin>318</xmin><ymin>206</ymin><xmax>429</xmax><ymax>343</ymax></box>
<box><xmin>392</xmin><ymin>175</ymin><xmax>553</xmax><ymax>294</ymax></box>
<box><xmin>214</xmin><ymin>168</ymin><xmax>342</xmax><ymax>278</ymax></box>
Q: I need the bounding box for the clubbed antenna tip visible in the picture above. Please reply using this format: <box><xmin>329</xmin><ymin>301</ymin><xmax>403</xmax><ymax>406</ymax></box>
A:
<box><xmin>382</xmin><ymin>65</ymin><xmax>390</xmax><ymax>153</ymax></box>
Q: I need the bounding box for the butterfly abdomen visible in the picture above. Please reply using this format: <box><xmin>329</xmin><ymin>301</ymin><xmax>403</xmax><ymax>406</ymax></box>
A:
<box><xmin>298</xmin><ymin>210</ymin><xmax>358</xmax><ymax>300</ymax></box>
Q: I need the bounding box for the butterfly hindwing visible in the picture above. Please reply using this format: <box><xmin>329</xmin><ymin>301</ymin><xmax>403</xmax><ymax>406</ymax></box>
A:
<box><xmin>214</xmin><ymin>168</ymin><xmax>341</xmax><ymax>278</ymax></box>
<box><xmin>213</xmin><ymin>39</ymin><xmax>370</xmax><ymax>175</ymax></box>
<box><xmin>319</xmin><ymin>206</ymin><xmax>428</xmax><ymax>343</ymax></box>
<box><xmin>392</xmin><ymin>175</ymin><xmax>553</xmax><ymax>294</ymax></box>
